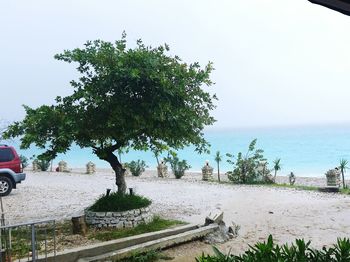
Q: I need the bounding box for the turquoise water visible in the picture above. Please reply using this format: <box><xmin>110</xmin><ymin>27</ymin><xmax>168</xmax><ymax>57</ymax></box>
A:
<box><xmin>17</xmin><ymin>125</ymin><xmax>350</xmax><ymax>177</ymax></box>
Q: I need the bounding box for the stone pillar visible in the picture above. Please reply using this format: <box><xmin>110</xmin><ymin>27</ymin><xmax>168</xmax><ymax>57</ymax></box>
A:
<box><xmin>32</xmin><ymin>160</ymin><xmax>40</xmax><ymax>172</ymax></box>
<box><xmin>325</xmin><ymin>168</ymin><xmax>341</xmax><ymax>187</ymax></box>
<box><xmin>86</xmin><ymin>161</ymin><xmax>96</xmax><ymax>174</ymax></box>
<box><xmin>58</xmin><ymin>160</ymin><xmax>68</xmax><ymax>172</ymax></box>
<box><xmin>202</xmin><ymin>161</ymin><xmax>213</xmax><ymax>181</ymax></box>
<box><xmin>157</xmin><ymin>160</ymin><xmax>168</xmax><ymax>178</ymax></box>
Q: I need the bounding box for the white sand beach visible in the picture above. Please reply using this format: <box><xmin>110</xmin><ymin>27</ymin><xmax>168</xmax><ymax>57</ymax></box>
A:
<box><xmin>4</xmin><ymin>168</ymin><xmax>350</xmax><ymax>260</ymax></box>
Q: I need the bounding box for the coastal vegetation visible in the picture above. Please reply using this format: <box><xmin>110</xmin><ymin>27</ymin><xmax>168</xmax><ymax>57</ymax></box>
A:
<box><xmin>0</xmin><ymin>119</ymin><xmax>8</xmax><ymax>143</ymax></box>
<box><xmin>165</xmin><ymin>154</ymin><xmax>191</xmax><ymax>179</ymax></box>
<box><xmin>215</xmin><ymin>151</ymin><xmax>222</xmax><ymax>182</ymax></box>
<box><xmin>226</xmin><ymin>139</ymin><xmax>274</xmax><ymax>184</ymax></box>
<box><xmin>339</xmin><ymin>159</ymin><xmax>348</xmax><ymax>189</ymax></box>
<box><xmin>197</xmin><ymin>235</ymin><xmax>350</xmax><ymax>262</ymax></box>
<box><xmin>273</xmin><ymin>158</ymin><xmax>281</xmax><ymax>182</ymax></box>
<box><xmin>3</xmin><ymin>34</ymin><xmax>217</xmax><ymax>194</ymax></box>
<box><xmin>36</xmin><ymin>159</ymin><xmax>50</xmax><ymax>171</ymax></box>
<box><xmin>125</xmin><ymin>160</ymin><xmax>147</xmax><ymax>176</ymax></box>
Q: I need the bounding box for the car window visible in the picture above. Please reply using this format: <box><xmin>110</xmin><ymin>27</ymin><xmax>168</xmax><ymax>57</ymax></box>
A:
<box><xmin>0</xmin><ymin>148</ymin><xmax>15</xmax><ymax>162</ymax></box>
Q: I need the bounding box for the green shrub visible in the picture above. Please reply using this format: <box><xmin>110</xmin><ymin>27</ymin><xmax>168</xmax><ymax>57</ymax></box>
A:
<box><xmin>165</xmin><ymin>155</ymin><xmax>191</xmax><ymax>179</ymax></box>
<box><xmin>37</xmin><ymin>159</ymin><xmax>50</xmax><ymax>171</ymax></box>
<box><xmin>125</xmin><ymin>160</ymin><xmax>147</xmax><ymax>176</ymax></box>
<box><xmin>88</xmin><ymin>193</ymin><xmax>151</xmax><ymax>212</ymax></box>
<box><xmin>117</xmin><ymin>250</ymin><xmax>161</xmax><ymax>262</ymax></box>
<box><xmin>226</xmin><ymin>139</ymin><xmax>273</xmax><ymax>184</ymax></box>
<box><xmin>196</xmin><ymin>235</ymin><xmax>350</xmax><ymax>261</ymax></box>
<box><xmin>19</xmin><ymin>155</ymin><xmax>29</xmax><ymax>169</ymax></box>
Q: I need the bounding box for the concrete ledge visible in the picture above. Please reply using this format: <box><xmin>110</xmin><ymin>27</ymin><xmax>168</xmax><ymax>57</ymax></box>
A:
<box><xmin>80</xmin><ymin>224</ymin><xmax>219</xmax><ymax>262</ymax></box>
<box><xmin>318</xmin><ymin>186</ymin><xmax>340</xmax><ymax>193</ymax></box>
<box><xmin>35</xmin><ymin>224</ymin><xmax>198</xmax><ymax>262</ymax></box>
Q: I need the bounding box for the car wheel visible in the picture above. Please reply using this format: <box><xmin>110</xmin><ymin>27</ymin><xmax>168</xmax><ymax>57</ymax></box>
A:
<box><xmin>0</xmin><ymin>177</ymin><xmax>13</xmax><ymax>196</ymax></box>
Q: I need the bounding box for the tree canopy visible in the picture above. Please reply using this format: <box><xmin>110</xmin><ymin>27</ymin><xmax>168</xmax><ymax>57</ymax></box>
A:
<box><xmin>5</xmin><ymin>34</ymin><xmax>217</xmax><ymax>193</ymax></box>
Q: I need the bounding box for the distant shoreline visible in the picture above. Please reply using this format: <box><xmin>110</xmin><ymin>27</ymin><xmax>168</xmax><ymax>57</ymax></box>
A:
<box><xmin>24</xmin><ymin>167</ymin><xmax>348</xmax><ymax>187</ymax></box>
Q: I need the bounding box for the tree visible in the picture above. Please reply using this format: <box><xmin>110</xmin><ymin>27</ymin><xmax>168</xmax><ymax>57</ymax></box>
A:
<box><xmin>273</xmin><ymin>158</ymin><xmax>281</xmax><ymax>182</ymax></box>
<box><xmin>4</xmin><ymin>34</ymin><xmax>217</xmax><ymax>194</ymax></box>
<box><xmin>226</xmin><ymin>139</ymin><xmax>267</xmax><ymax>183</ymax></box>
<box><xmin>214</xmin><ymin>151</ymin><xmax>222</xmax><ymax>182</ymax></box>
<box><xmin>0</xmin><ymin>120</ymin><xmax>9</xmax><ymax>143</ymax></box>
<box><xmin>339</xmin><ymin>159</ymin><xmax>348</xmax><ymax>189</ymax></box>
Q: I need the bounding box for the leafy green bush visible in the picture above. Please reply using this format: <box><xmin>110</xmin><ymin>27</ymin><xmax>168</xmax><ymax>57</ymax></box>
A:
<box><xmin>226</xmin><ymin>139</ymin><xmax>273</xmax><ymax>184</ymax></box>
<box><xmin>196</xmin><ymin>235</ymin><xmax>350</xmax><ymax>261</ymax></box>
<box><xmin>19</xmin><ymin>155</ymin><xmax>29</xmax><ymax>169</ymax></box>
<box><xmin>117</xmin><ymin>250</ymin><xmax>162</xmax><ymax>262</ymax></box>
<box><xmin>88</xmin><ymin>192</ymin><xmax>151</xmax><ymax>212</ymax></box>
<box><xmin>165</xmin><ymin>155</ymin><xmax>191</xmax><ymax>179</ymax></box>
<box><xmin>125</xmin><ymin>160</ymin><xmax>148</xmax><ymax>176</ymax></box>
<box><xmin>37</xmin><ymin>159</ymin><xmax>50</xmax><ymax>171</ymax></box>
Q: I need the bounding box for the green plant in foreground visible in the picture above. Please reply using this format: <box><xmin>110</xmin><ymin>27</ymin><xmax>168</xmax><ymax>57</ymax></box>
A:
<box><xmin>165</xmin><ymin>155</ymin><xmax>191</xmax><ymax>179</ymax></box>
<box><xmin>339</xmin><ymin>159</ymin><xmax>348</xmax><ymax>189</ymax></box>
<box><xmin>215</xmin><ymin>151</ymin><xmax>222</xmax><ymax>182</ymax></box>
<box><xmin>88</xmin><ymin>193</ymin><xmax>151</xmax><ymax>212</ymax></box>
<box><xmin>196</xmin><ymin>235</ymin><xmax>350</xmax><ymax>261</ymax></box>
<box><xmin>125</xmin><ymin>160</ymin><xmax>148</xmax><ymax>176</ymax></box>
<box><xmin>90</xmin><ymin>216</ymin><xmax>184</xmax><ymax>241</ymax></box>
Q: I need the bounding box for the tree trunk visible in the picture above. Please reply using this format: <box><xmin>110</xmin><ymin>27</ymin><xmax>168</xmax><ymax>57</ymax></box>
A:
<box><xmin>274</xmin><ymin>170</ymin><xmax>277</xmax><ymax>182</ymax></box>
<box><xmin>71</xmin><ymin>215</ymin><xmax>87</xmax><ymax>236</ymax></box>
<box><xmin>103</xmin><ymin>151</ymin><xmax>127</xmax><ymax>194</ymax></box>
<box><xmin>217</xmin><ymin>162</ymin><xmax>220</xmax><ymax>182</ymax></box>
<box><xmin>155</xmin><ymin>153</ymin><xmax>160</xmax><ymax>166</ymax></box>
<box><xmin>341</xmin><ymin>170</ymin><xmax>345</xmax><ymax>188</ymax></box>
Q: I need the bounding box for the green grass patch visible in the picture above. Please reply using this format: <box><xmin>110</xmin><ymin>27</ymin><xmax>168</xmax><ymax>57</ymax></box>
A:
<box><xmin>89</xmin><ymin>216</ymin><xmax>185</xmax><ymax>241</ymax></box>
<box><xmin>272</xmin><ymin>183</ymin><xmax>350</xmax><ymax>195</ymax></box>
<box><xmin>270</xmin><ymin>183</ymin><xmax>319</xmax><ymax>191</ymax></box>
<box><xmin>116</xmin><ymin>249</ymin><xmax>173</xmax><ymax>262</ymax></box>
<box><xmin>88</xmin><ymin>193</ymin><xmax>151</xmax><ymax>212</ymax></box>
<box><xmin>340</xmin><ymin>187</ymin><xmax>350</xmax><ymax>195</ymax></box>
<box><xmin>219</xmin><ymin>181</ymin><xmax>350</xmax><ymax>195</ymax></box>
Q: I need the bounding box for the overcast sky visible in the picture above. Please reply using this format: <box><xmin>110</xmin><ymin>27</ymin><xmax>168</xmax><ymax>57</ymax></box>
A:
<box><xmin>1</xmin><ymin>0</ymin><xmax>350</xmax><ymax>129</ymax></box>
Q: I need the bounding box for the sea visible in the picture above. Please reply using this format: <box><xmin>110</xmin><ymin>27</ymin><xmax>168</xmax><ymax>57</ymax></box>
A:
<box><xmin>14</xmin><ymin>124</ymin><xmax>350</xmax><ymax>177</ymax></box>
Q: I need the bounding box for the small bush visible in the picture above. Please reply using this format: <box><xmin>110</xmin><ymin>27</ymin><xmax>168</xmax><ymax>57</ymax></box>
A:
<box><xmin>125</xmin><ymin>160</ymin><xmax>147</xmax><ymax>176</ymax></box>
<box><xmin>37</xmin><ymin>159</ymin><xmax>50</xmax><ymax>171</ymax></box>
<box><xmin>165</xmin><ymin>155</ymin><xmax>191</xmax><ymax>179</ymax></box>
<box><xmin>88</xmin><ymin>193</ymin><xmax>151</xmax><ymax>212</ymax></box>
<box><xmin>117</xmin><ymin>250</ymin><xmax>162</xmax><ymax>262</ymax></box>
<box><xmin>196</xmin><ymin>235</ymin><xmax>350</xmax><ymax>261</ymax></box>
<box><xmin>226</xmin><ymin>139</ymin><xmax>273</xmax><ymax>184</ymax></box>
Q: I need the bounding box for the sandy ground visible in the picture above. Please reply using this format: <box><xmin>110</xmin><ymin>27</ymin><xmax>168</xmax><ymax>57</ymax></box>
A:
<box><xmin>3</xmin><ymin>168</ymin><xmax>350</xmax><ymax>261</ymax></box>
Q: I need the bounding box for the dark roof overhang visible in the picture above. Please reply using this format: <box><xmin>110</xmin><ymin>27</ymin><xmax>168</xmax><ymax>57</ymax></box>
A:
<box><xmin>309</xmin><ymin>0</ymin><xmax>350</xmax><ymax>16</ymax></box>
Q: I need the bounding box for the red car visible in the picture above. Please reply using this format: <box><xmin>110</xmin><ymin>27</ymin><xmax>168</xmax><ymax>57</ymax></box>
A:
<box><xmin>0</xmin><ymin>145</ymin><xmax>26</xmax><ymax>196</ymax></box>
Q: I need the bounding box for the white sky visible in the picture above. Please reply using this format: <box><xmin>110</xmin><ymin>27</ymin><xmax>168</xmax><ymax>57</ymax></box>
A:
<box><xmin>1</xmin><ymin>0</ymin><xmax>350</xmax><ymax>129</ymax></box>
